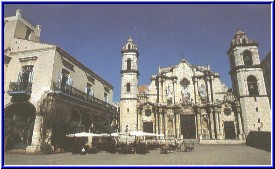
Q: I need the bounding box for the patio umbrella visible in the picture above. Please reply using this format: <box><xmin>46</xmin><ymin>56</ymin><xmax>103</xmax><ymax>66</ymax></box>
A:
<box><xmin>100</xmin><ymin>133</ymin><xmax>110</xmax><ymax>137</ymax></box>
<box><xmin>66</xmin><ymin>132</ymin><xmax>101</xmax><ymax>137</ymax></box>
<box><xmin>129</xmin><ymin>131</ymin><xmax>146</xmax><ymax>136</ymax></box>
<box><xmin>110</xmin><ymin>133</ymin><xmax>119</xmax><ymax>137</ymax></box>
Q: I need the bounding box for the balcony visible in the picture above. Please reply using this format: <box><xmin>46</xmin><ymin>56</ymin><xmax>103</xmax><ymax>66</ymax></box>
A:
<box><xmin>7</xmin><ymin>82</ymin><xmax>32</xmax><ymax>96</ymax></box>
<box><xmin>51</xmin><ymin>82</ymin><xmax>117</xmax><ymax>113</ymax></box>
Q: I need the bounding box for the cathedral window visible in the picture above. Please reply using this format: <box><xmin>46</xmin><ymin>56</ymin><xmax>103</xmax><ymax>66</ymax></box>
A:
<box><xmin>127</xmin><ymin>59</ymin><xmax>131</xmax><ymax>70</ymax></box>
<box><xmin>126</xmin><ymin>83</ymin><xmax>131</xmax><ymax>92</ymax></box>
<box><xmin>247</xmin><ymin>75</ymin><xmax>259</xmax><ymax>96</ymax></box>
<box><xmin>243</xmin><ymin>50</ymin><xmax>253</xmax><ymax>65</ymax></box>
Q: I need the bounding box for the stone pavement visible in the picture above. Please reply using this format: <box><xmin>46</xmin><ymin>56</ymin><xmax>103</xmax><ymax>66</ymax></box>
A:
<box><xmin>3</xmin><ymin>145</ymin><xmax>271</xmax><ymax>166</ymax></box>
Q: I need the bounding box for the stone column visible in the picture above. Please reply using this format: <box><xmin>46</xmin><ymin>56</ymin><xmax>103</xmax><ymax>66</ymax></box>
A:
<box><xmin>209</xmin><ymin>107</ymin><xmax>215</xmax><ymax>139</ymax></box>
<box><xmin>155</xmin><ymin>110</ymin><xmax>158</xmax><ymax>134</ymax></box>
<box><xmin>161</xmin><ymin>79</ymin><xmax>164</xmax><ymax>103</ymax></box>
<box><xmin>159</xmin><ymin>109</ymin><xmax>163</xmax><ymax>134</ymax></box>
<box><xmin>196</xmin><ymin>79</ymin><xmax>201</xmax><ymax>104</ymax></box>
<box><xmin>174</xmin><ymin>110</ymin><xmax>177</xmax><ymax>138</ymax></box>
<box><xmin>197</xmin><ymin>107</ymin><xmax>202</xmax><ymax>139</ymax></box>
<box><xmin>236</xmin><ymin>105</ymin><xmax>244</xmax><ymax>139</ymax></box>
<box><xmin>196</xmin><ymin>112</ymin><xmax>200</xmax><ymax>139</ymax></box>
<box><xmin>137</xmin><ymin>108</ymin><xmax>139</xmax><ymax>131</ymax></box>
<box><xmin>206</xmin><ymin>78</ymin><xmax>212</xmax><ymax>103</ymax></box>
<box><xmin>26</xmin><ymin>114</ymin><xmax>43</xmax><ymax>154</ymax></box>
<box><xmin>140</xmin><ymin>110</ymin><xmax>143</xmax><ymax>131</ymax></box>
<box><xmin>173</xmin><ymin>79</ymin><xmax>176</xmax><ymax>104</ymax></box>
<box><xmin>193</xmin><ymin>78</ymin><xmax>198</xmax><ymax>103</ymax></box>
<box><xmin>177</xmin><ymin>113</ymin><xmax>181</xmax><ymax>139</ymax></box>
<box><xmin>163</xmin><ymin>112</ymin><xmax>167</xmax><ymax>137</ymax></box>
<box><xmin>215</xmin><ymin>107</ymin><xmax>222</xmax><ymax>139</ymax></box>
<box><xmin>214</xmin><ymin>107</ymin><xmax>219</xmax><ymax>139</ymax></box>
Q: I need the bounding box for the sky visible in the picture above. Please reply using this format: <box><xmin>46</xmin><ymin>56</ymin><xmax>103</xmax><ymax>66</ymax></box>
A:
<box><xmin>3</xmin><ymin>3</ymin><xmax>272</xmax><ymax>102</ymax></box>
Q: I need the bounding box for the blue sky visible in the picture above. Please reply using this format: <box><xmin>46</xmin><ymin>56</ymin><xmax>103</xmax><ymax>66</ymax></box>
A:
<box><xmin>3</xmin><ymin>3</ymin><xmax>271</xmax><ymax>102</ymax></box>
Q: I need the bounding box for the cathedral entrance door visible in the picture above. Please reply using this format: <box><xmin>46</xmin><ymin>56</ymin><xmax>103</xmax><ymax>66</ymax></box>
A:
<box><xmin>224</xmin><ymin>121</ymin><xmax>236</xmax><ymax>139</ymax></box>
<box><xmin>180</xmin><ymin>115</ymin><xmax>196</xmax><ymax>139</ymax></box>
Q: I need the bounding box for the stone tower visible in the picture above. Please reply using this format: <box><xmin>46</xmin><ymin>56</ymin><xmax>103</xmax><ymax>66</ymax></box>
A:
<box><xmin>227</xmin><ymin>30</ymin><xmax>271</xmax><ymax>136</ymax></box>
<box><xmin>120</xmin><ymin>36</ymin><xmax>139</xmax><ymax>133</ymax></box>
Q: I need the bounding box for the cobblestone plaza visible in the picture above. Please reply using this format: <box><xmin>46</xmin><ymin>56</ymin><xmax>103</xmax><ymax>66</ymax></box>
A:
<box><xmin>4</xmin><ymin>145</ymin><xmax>272</xmax><ymax>166</ymax></box>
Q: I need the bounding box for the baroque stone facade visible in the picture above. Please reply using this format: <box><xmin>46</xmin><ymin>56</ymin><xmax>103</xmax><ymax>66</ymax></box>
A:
<box><xmin>119</xmin><ymin>31</ymin><xmax>271</xmax><ymax>141</ymax></box>
<box><xmin>4</xmin><ymin>10</ymin><xmax>118</xmax><ymax>153</ymax></box>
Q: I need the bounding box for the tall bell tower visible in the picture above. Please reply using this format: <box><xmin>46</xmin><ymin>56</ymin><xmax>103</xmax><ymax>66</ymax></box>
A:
<box><xmin>227</xmin><ymin>30</ymin><xmax>271</xmax><ymax>136</ymax></box>
<box><xmin>120</xmin><ymin>36</ymin><xmax>139</xmax><ymax>133</ymax></box>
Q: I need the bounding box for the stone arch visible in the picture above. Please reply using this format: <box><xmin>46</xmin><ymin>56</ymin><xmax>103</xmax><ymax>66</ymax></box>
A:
<box><xmin>243</xmin><ymin>50</ymin><xmax>253</xmax><ymax>65</ymax></box>
<box><xmin>81</xmin><ymin>112</ymin><xmax>93</xmax><ymax>132</ymax></box>
<box><xmin>4</xmin><ymin>102</ymin><xmax>36</xmax><ymax>150</ymax></box>
<box><xmin>71</xmin><ymin>106</ymin><xmax>82</xmax><ymax>123</ymax></box>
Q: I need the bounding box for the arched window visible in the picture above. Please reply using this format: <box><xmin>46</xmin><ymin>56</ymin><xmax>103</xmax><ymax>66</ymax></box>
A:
<box><xmin>127</xmin><ymin>59</ymin><xmax>131</xmax><ymax>70</ymax></box>
<box><xmin>126</xmin><ymin>83</ymin><xmax>131</xmax><ymax>92</ymax></box>
<box><xmin>243</xmin><ymin>50</ymin><xmax>253</xmax><ymax>65</ymax></box>
<box><xmin>247</xmin><ymin>75</ymin><xmax>259</xmax><ymax>96</ymax></box>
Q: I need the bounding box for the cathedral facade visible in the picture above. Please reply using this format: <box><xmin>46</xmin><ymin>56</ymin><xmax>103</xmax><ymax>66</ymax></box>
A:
<box><xmin>119</xmin><ymin>31</ymin><xmax>271</xmax><ymax>141</ymax></box>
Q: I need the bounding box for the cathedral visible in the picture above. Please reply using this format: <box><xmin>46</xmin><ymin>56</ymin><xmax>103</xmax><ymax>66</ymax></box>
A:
<box><xmin>119</xmin><ymin>31</ymin><xmax>271</xmax><ymax>141</ymax></box>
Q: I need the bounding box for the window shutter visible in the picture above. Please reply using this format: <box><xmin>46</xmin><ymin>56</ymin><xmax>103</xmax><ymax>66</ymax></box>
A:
<box><xmin>106</xmin><ymin>95</ymin><xmax>109</xmax><ymax>103</ymax></box>
<box><xmin>66</xmin><ymin>77</ymin><xmax>71</xmax><ymax>85</ymax></box>
<box><xmin>28</xmin><ymin>71</ymin><xmax>34</xmax><ymax>82</ymax></box>
<box><xmin>89</xmin><ymin>89</ymin><xmax>94</xmax><ymax>96</ymax></box>
<box><xmin>70</xmin><ymin>78</ymin><xmax>73</xmax><ymax>86</ymax></box>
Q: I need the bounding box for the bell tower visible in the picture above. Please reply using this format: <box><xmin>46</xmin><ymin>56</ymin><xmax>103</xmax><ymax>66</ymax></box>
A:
<box><xmin>120</xmin><ymin>36</ymin><xmax>139</xmax><ymax>133</ymax></box>
<box><xmin>227</xmin><ymin>30</ymin><xmax>271</xmax><ymax>136</ymax></box>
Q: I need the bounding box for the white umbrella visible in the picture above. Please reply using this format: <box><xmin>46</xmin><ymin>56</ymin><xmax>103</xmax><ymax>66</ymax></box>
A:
<box><xmin>100</xmin><ymin>133</ymin><xmax>110</xmax><ymax>137</ymax></box>
<box><xmin>66</xmin><ymin>132</ymin><xmax>101</xmax><ymax>137</ymax></box>
<box><xmin>155</xmin><ymin>133</ymin><xmax>165</xmax><ymax>137</ymax></box>
<box><xmin>110</xmin><ymin>133</ymin><xmax>119</xmax><ymax>137</ymax></box>
<box><xmin>129</xmin><ymin>131</ymin><xmax>149</xmax><ymax>136</ymax></box>
<box><xmin>117</xmin><ymin>132</ymin><xmax>128</xmax><ymax>135</ymax></box>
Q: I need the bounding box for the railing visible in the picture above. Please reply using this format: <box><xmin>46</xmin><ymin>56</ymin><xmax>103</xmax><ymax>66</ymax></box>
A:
<box><xmin>8</xmin><ymin>82</ymin><xmax>32</xmax><ymax>93</ymax></box>
<box><xmin>51</xmin><ymin>82</ymin><xmax>117</xmax><ymax>112</ymax></box>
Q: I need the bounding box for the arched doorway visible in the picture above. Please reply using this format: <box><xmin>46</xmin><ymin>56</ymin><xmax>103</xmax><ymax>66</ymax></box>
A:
<box><xmin>4</xmin><ymin>102</ymin><xmax>36</xmax><ymax>151</ymax></box>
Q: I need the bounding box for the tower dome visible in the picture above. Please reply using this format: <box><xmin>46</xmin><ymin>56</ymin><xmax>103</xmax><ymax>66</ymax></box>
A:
<box><xmin>121</xmin><ymin>36</ymin><xmax>139</xmax><ymax>55</ymax></box>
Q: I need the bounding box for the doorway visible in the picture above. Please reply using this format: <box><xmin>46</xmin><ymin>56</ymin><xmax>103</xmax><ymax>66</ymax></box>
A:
<box><xmin>224</xmin><ymin>121</ymin><xmax>236</xmax><ymax>139</ymax></box>
<box><xmin>180</xmin><ymin>115</ymin><xmax>196</xmax><ymax>139</ymax></box>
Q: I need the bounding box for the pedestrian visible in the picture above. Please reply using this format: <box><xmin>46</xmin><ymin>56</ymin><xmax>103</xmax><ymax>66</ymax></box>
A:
<box><xmin>80</xmin><ymin>146</ymin><xmax>86</xmax><ymax>155</ymax></box>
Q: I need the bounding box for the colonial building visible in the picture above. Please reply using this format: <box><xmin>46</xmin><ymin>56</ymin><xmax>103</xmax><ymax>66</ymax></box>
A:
<box><xmin>119</xmin><ymin>31</ymin><xmax>271</xmax><ymax>141</ymax></box>
<box><xmin>4</xmin><ymin>10</ymin><xmax>118</xmax><ymax>153</ymax></box>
